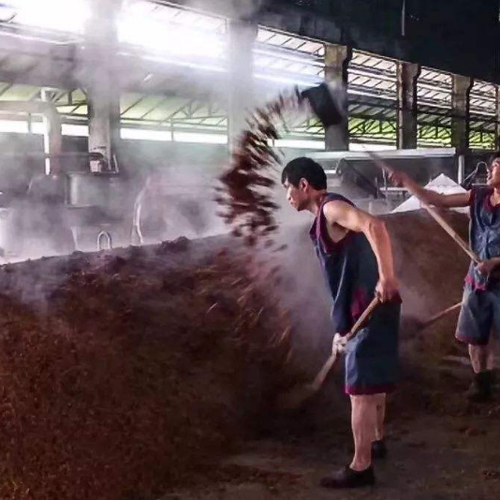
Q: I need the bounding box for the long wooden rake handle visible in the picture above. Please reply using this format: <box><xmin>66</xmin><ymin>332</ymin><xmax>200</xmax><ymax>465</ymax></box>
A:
<box><xmin>425</xmin><ymin>302</ymin><xmax>462</xmax><ymax>327</ymax></box>
<box><xmin>367</xmin><ymin>151</ymin><xmax>480</xmax><ymax>265</ymax></box>
<box><xmin>420</xmin><ymin>204</ymin><xmax>479</xmax><ymax>264</ymax></box>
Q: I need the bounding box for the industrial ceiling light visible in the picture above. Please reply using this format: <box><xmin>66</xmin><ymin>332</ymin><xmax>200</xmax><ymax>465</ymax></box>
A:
<box><xmin>119</xmin><ymin>18</ymin><xmax>225</xmax><ymax>59</ymax></box>
<box><xmin>254</xmin><ymin>47</ymin><xmax>323</xmax><ymax>67</ymax></box>
<box><xmin>8</xmin><ymin>0</ymin><xmax>90</xmax><ymax>33</ymax></box>
<box><xmin>121</xmin><ymin>128</ymin><xmax>172</xmax><ymax>142</ymax></box>
<box><xmin>275</xmin><ymin>139</ymin><xmax>325</xmax><ymax>150</ymax></box>
<box><xmin>0</xmin><ymin>119</ymin><xmax>29</xmax><ymax>133</ymax></box>
<box><xmin>136</xmin><ymin>53</ymin><xmax>225</xmax><ymax>73</ymax></box>
<box><xmin>119</xmin><ymin>1</ymin><xmax>226</xmax><ymax>59</ymax></box>
<box><xmin>173</xmin><ymin>132</ymin><xmax>227</xmax><ymax>144</ymax></box>
<box><xmin>254</xmin><ymin>72</ymin><xmax>319</xmax><ymax>88</ymax></box>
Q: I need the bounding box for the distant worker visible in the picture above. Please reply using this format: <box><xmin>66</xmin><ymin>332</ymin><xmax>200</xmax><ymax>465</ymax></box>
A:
<box><xmin>282</xmin><ymin>157</ymin><xmax>401</xmax><ymax>489</ymax></box>
<box><xmin>390</xmin><ymin>152</ymin><xmax>500</xmax><ymax>403</ymax></box>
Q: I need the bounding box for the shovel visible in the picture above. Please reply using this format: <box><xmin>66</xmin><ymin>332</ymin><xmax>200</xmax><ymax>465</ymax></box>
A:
<box><xmin>300</xmin><ymin>81</ymin><xmax>348</xmax><ymax>127</ymax></box>
<box><xmin>276</xmin><ymin>297</ymin><xmax>380</xmax><ymax>411</ymax></box>
<box><xmin>404</xmin><ymin>301</ymin><xmax>462</xmax><ymax>335</ymax></box>
<box><xmin>422</xmin><ymin>301</ymin><xmax>462</xmax><ymax>328</ymax></box>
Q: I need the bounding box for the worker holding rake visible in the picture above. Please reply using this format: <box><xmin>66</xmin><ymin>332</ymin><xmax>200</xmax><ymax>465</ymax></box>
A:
<box><xmin>389</xmin><ymin>152</ymin><xmax>500</xmax><ymax>403</ymax></box>
<box><xmin>282</xmin><ymin>157</ymin><xmax>401</xmax><ymax>489</ymax></box>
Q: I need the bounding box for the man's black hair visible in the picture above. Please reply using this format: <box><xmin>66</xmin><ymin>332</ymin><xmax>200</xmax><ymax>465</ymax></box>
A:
<box><xmin>281</xmin><ymin>157</ymin><xmax>327</xmax><ymax>190</ymax></box>
<box><xmin>490</xmin><ymin>151</ymin><xmax>500</xmax><ymax>163</ymax></box>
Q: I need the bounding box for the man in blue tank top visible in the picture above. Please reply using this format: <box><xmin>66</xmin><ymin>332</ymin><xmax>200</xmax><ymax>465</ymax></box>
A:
<box><xmin>282</xmin><ymin>157</ymin><xmax>401</xmax><ymax>489</ymax></box>
<box><xmin>390</xmin><ymin>153</ymin><xmax>500</xmax><ymax>403</ymax></box>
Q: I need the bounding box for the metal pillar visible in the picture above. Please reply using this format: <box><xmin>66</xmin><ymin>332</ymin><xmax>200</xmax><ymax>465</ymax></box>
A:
<box><xmin>83</xmin><ymin>0</ymin><xmax>122</xmax><ymax>172</ymax></box>
<box><xmin>324</xmin><ymin>44</ymin><xmax>352</xmax><ymax>151</ymax></box>
<box><xmin>397</xmin><ymin>62</ymin><xmax>420</xmax><ymax>149</ymax></box>
<box><xmin>227</xmin><ymin>20</ymin><xmax>257</xmax><ymax>152</ymax></box>
<box><xmin>451</xmin><ymin>75</ymin><xmax>473</xmax><ymax>152</ymax></box>
<box><xmin>457</xmin><ymin>154</ymin><xmax>466</xmax><ymax>185</ymax></box>
<box><xmin>40</xmin><ymin>89</ymin><xmax>63</xmax><ymax>174</ymax></box>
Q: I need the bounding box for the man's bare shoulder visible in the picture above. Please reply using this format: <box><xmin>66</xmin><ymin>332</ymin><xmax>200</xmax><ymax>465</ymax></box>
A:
<box><xmin>322</xmin><ymin>199</ymin><xmax>357</xmax><ymax>218</ymax></box>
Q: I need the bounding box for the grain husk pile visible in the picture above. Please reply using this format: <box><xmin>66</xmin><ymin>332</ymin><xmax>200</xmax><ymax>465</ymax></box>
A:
<box><xmin>0</xmin><ymin>240</ymin><xmax>292</xmax><ymax>500</ymax></box>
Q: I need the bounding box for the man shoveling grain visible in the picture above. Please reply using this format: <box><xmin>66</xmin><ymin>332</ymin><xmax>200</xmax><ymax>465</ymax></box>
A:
<box><xmin>389</xmin><ymin>152</ymin><xmax>500</xmax><ymax>403</ymax></box>
<box><xmin>282</xmin><ymin>157</ymin><xmax>401</xmax><ymax>489</ymax></box>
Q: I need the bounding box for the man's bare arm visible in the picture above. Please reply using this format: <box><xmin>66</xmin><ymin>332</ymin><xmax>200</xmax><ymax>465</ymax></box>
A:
<box><xmin>390</xmin><ymin>171</ymin><xmax>471</xmax><ymax>208</ymax></box>
<box><xmin>323</xmin><ymin>201</ymin><xmax>398</xmax><ymax>301</ymax></box>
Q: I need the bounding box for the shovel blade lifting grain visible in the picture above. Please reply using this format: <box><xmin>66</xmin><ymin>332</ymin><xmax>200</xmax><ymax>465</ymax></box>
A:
<box><xmin>300</xmin><ymin>81</ymin><xmax>348</xmax><ymax>128</ymax></box>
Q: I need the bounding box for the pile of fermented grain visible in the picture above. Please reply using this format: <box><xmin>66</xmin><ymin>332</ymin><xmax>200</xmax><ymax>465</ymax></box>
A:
<box><xmin>216</xmin><ymin>90</ymin><xmax>300</xmax><ymax>247</ymax></box>
<box><xmin>0</xmin><ymin>241</ymin><xmax>293</xmax><ymax>500</ymax></box>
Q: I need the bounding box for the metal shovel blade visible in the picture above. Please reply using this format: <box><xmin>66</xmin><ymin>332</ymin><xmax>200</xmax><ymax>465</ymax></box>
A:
<box><xmin>301</xmin><ymin>81</ymin><xmax>348</xmax><ymax>128</ymax></box>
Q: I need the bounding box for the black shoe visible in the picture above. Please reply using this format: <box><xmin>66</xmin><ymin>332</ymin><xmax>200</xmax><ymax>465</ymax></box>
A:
<box><xmin>320</xmin><ymin>466</ymin><xmax>375</xmax><ymax>489</ymax></box>
<box><xmin>467</xmin><ymin>371</ymin><xmax>493</xmax><ymax>403</ymax></box>
<box><xmin>372</xmin><ymin>439</ymin><xmax>387</xmax><ymax>460</ymax></box>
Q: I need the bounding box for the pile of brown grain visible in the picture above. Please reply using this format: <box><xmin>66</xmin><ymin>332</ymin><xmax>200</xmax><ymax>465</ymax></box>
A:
<box><xmin>0</xmin><ymin>244</ymin><xmax>292</xmax><ymax>500</ymax></box>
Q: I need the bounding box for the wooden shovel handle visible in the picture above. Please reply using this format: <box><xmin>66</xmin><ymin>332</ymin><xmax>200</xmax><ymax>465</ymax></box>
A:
<box><xmin>310</xmin><ymin>352</ymin><xmax>340</xmax><ymax>392</ymax></box>
<box><xmin>311</xmin><ymin>297</ymin><xmax>380</xmax><ymax>391</ymax></box>
<box><xmin>344</xmin><ymin>297</ymin><xmax>381</xmax><ymax>342</ymax></box>
<box><xmin>423</xmin><ymin>301</ymin><xmax>462</xmax><ymax>328</ymax></box>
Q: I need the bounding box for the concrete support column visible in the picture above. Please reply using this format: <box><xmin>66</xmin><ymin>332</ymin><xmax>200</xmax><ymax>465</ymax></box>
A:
<box><xmin>397</xmin><ymin>62</ymin><xmax>420</xmax><ymax>149</ymax></box>
<box><xmin>324</xmin><ymin>44</ymin><xmax>352</xmax><ymax>151</ymax></box>
<box><xmin>84</xmin><ymin>0</ymin><xmax>122</xmax><ymax>172</ymax></box>
<box><xmin>227</xmin><ymin>20</ymin><xmax>257</xmax><ymax>151</ymax></box>
<box><xmin>451</xmin><ymin>75</ymin><xmax>473</xmax><ymax>152</ymax></box>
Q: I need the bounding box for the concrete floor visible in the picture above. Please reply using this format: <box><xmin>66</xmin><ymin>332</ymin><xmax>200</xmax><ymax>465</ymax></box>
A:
<box><xmin>163</xmin><ymin>363</ymin><xmax>500</xmax><ymax>500</ymax></box>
